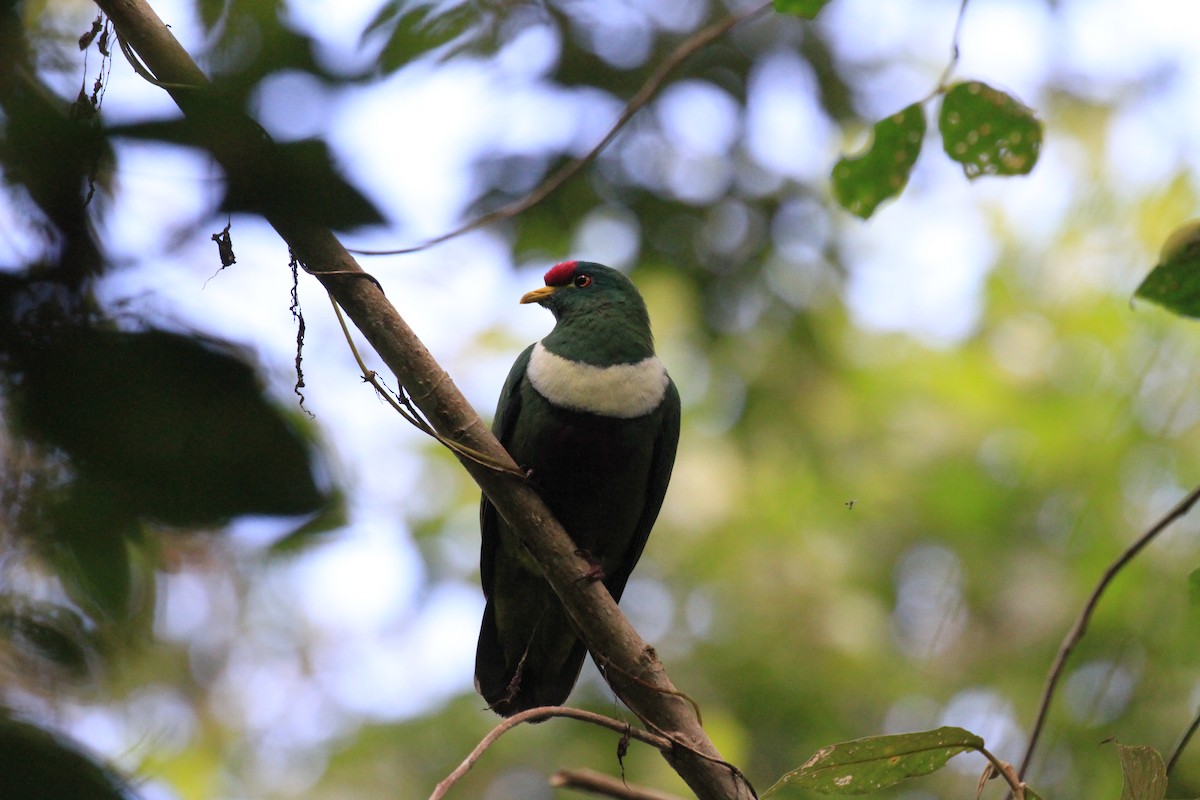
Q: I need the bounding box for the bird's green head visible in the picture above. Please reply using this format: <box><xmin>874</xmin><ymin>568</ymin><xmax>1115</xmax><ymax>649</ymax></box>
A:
<box><xmin>521</xmin><ymin>261</ymin><xmax>655</xmax><ymax>363</ymax></box>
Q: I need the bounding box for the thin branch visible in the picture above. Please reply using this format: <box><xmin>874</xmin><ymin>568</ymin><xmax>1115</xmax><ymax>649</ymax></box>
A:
<box><xmin>925</xmin><ymin>0</ymin><xmax>970</xmax><ymax>101</ymax></box>
<box><xmin>430</xmin><ymin>707</ymin><xmax>671</xmax><ymax>800</ymax></box>
<box><xmin>551</xmin><ymin>768</ymin><xmax>688</xmax><ymax>800</ymax></box>
<box><xmin>112</xmin><ymin>26</ymin><xmax>194</xmax><ymax>89</ymax></box>
<box><xmin>349</xmin><ymin>1</ymin><xmax>773</xmax><ymax>257</ymax></box>
<box><xmin>1017</xmin><ymin>481</ymin><xmax>1200</xmax><ymax>781</ymax></box>
<box><xmin>594</xmin><ymin>651</ymin><xmax>703</xmax><ymax>724</ymax></box>
<box><xmin>327</xmin><ymin>294</ymin><xmax>524</xmax><ymax>476</ymax></box>
<box><xmin>975</xmin><ymin>745</ymin><xmax>1026</xmax><ymax>800</ymax></box>
<box><xmin>1166</xmin><ymin>705</ymin><xmax>1200</xmax><ymax>777</ymax></box>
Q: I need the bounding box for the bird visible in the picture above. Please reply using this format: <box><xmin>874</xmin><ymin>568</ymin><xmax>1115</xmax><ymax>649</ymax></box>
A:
<box><xmin>475</xmin><ymin>260</ymin><xmax>680</xmax><ymax>717</ymax></box>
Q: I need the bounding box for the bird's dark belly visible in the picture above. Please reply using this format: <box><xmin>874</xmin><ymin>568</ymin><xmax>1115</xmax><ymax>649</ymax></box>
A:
<box><xmin>509</xmin><ymin>386</ymin><xmax>659</xmax><ymax>560</ymax></box>
<box><xmin>541</xmin><ymin>420</ymin><xmax>634</xmax><ymax>478</ymax></box>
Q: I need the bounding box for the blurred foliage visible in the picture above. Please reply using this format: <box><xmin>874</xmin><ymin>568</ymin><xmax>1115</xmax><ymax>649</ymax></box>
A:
<box><xmin>0</xmin><ymin>0</ymin><xmax>339</xmax><ymax>745</ymax></box>
<box><xmin>0</xmin><ymin>712</ymin><xmax>136</xmax><ymax>800</ymax></box>
<box><xmin>774</xmin><ymin>0</ymin><xmax>833</xmax><ymax>19</ymax></box>
<box><xmin>1</xmin><ymin>1</ymin><xmax>1200</xmax><ymax>800</ymax></box>
<box><xmin>110</xmin><ymin>116</ymin><xmax>386</xmax><ymax>229</ymax></box>
<box><xmin>365</xmin><ymin>0</ymin><xmax>506</xmax><ymax>70</ymax></box>
<box><xmin>1136</xmin><ymin>219</ymin><xmax>1200</xmax><ymax>319</ymax></box>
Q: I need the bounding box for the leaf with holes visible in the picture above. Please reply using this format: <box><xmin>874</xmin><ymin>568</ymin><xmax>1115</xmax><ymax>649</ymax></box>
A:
<box><xmin>939</xmin><ymin>81</ymin><xmax>1041</xmax><ymax>179</ymax></box>
<box><xmin>1111</xmin><ymin>743</ymin><xmax>1167</xmax><ymax>800</ymax></box>
<box><xmin>761</xmin><ymin>727</ymin><xmax>984</xmax><ymax>797</ymax></box>
<box><xmin>773</xmin><ymin>0</ymin><xmax>833</xmax><ymax>18</ymax></box>
<box><xmin>1135</xmin><ymin>219</ymin><xmax>1200</xmax><ymax>318</ymax></box>
<box><xmin>831</xmin><ymin>103</ymin><xmax>926</xmax><ymax>219</ymax></box>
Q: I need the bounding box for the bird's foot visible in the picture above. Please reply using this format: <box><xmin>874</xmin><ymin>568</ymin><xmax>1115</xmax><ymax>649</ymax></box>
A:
<box><xmin>574</xmin><ymin>549</ymin><xmax>605</xmax><ymax>583</ymax></box>
<box><xmin>519</xmin><ymin>466</ymin><xmax>541</xmax><ymax>488</ymax></box>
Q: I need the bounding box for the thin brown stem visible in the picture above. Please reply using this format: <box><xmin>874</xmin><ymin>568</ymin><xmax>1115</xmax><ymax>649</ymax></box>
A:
<box><xmin>350</xmin><ymin>1</ymin><xmax>772</xmax><ymax>257</ymax></box>
<box><xmin>1166</xmin><ymin>705</ymin><xmax>1200</xmax><ymax>777</ymax></box>
<box><xmin>328</xmin><ymin>295</ymin><xmax>524</xmax><ymax>476</ymax></box>
<box><xmin>430</xmin><ymin>707</ymin><xmax>671</xmax><ymax>800</ymax></box>
<box><xmin>551</xmin><ymin>768</ymin><xmax>688</xmax><ymax>800</ymax></box>
<box><xmin>977</xmin><ymin>745</ymin><xmax>1025</xmax><ymax>800</ymax></box>
<box><xmin>932</xmin><ymin>0</ymin><xmax>970</xmax><ymax>93</ymax></box>
<box><xmin>1017</xmin><ymin>481</ymin><xmax>1200</xmax><ymax>781</ymax></box>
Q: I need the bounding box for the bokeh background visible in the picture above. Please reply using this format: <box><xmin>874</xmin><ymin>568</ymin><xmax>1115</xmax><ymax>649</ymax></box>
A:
<box><xmin>3</xmin><ymin>0</ymin><xmax>1200</xmax><ymax>798</ymax></box>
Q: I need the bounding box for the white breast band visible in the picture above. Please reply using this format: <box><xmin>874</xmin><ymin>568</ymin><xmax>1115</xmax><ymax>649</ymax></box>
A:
<box><xmin>526</xmin><ymin>342</ymin><xmax>669</xmax><ymax>418</ymax></box>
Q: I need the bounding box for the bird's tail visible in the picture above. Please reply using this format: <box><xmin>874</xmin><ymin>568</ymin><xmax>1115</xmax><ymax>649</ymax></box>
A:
<box><xmin>474</xmin><ymin>600</ymin><xmax>588</xmax><ymax>717</ymax></box>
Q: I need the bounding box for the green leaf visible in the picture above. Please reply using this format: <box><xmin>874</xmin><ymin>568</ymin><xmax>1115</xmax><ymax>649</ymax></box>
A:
<box><xmin>268</xmin><ymin>487</ymin><xmax>350</xmax><ymax>555</ymax></box>
<box><xmin>13</xmin><ymin>328</ymin><xmax>329</xmax><ymax>527</ymax></box>
<box><xmin>109</xmin><ymin>120</ymin><xmax>385</xmax><ymax>231</ymax></box>
<box><xmin>939</xmin><ymin>80</ymin><xmax>1042</xmax><ymax>179</ymax></box>
<box><xmin>377</xmin><ymin>1</ymin><xmax>490</xmax><ymax>72</ymax></box>
<box><xmin>831</xmin><ymin>102</ymin><xmax>926</xmax><ymax>219</ymax></box>
<box><xmin>761</xmin><ymin>727</ymin><xmax>984</xmax><ymax>797</ymax></box>
<box><xmin>1190</xmin><ymin>568</ymin><xmax>1200</xmax><ymax>606</ymax></box>
<box><xmin>1112</xmin><ymin>743</ymin><xmax>1167</xmax><ymax>800</ymax></box>
<box><xmin>773</xmin><ymin>0</ymin><xmax>833</xmax><ymax>18</ymax></box>
<box><xmin>1135</xmin><ymin>219</ymin><xmax>1200</xmax><ymax>318</ymax></box>
<box><xmin>196</xmin><ymin>0</ymin><xmax>228</xmax><ymax>31</ymax></box>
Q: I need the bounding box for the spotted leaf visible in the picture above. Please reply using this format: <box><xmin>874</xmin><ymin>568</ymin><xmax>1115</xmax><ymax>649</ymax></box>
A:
<box><xmin>939</xmin><ymin>81</ymin><xmax>1042</xmax><ymax>179</ymax></box>
<box><xmin>761</xmin><ymin>727</ymin><xmax>984</xmax><ymax>797</ymax></box>
<box><xmin>831</xmin><ymin>102</ymin><xmax>926</xmax><ymax>219</ymax></box>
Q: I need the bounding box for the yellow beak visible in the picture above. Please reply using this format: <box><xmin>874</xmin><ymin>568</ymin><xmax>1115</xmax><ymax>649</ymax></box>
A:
<box><xmin>520</xmin><ymin>285</ymin><xmax>559</xmax><ymax>304</ymax></box>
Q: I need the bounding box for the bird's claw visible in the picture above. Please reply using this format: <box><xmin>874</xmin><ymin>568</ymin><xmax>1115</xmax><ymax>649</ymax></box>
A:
<box><xmin>574</xmin><ymin>549</ymin><xmax>605</xmax><ymax>582</ymax></box>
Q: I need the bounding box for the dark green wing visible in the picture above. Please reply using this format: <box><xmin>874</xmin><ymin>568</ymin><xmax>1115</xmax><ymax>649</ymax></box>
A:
<box><xmin>605</xmin><ymin>377</ymin><xmax>681</xmax><ymax>601</ymax></box>
<box><xmin>479</xmin><ymin>344</ymin><xmax>534</xmax><ymax>596</ymax></box>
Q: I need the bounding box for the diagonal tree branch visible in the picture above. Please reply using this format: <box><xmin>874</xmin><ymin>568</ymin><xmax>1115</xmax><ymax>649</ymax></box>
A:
<box><xmin>92</xmin><ymin>1</ymin><xmax>755</xmax><ymax>798</ymax></box>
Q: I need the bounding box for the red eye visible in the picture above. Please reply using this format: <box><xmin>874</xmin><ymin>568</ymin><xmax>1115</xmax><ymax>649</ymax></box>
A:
<box><xmin>574</xmin><ymin>274</ymin><xmax>592</xmax><ymax>288</ymax></box>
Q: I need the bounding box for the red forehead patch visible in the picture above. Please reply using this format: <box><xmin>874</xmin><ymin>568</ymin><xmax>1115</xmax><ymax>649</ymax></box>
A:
<box><xmin>543</xmin><ymin>260</ymin><xmax>578</xmax><ymax>286</ymax></box>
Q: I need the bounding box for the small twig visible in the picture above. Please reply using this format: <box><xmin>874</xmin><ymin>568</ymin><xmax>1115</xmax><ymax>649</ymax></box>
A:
<box><xmin>976</xmin><ymin>746</ymin><xmax>1025</xmax><ymax>800</ymax></box>
<box><xmin>929</xmin><ymin>0</ymin><xmax>970</xmax><ymax>97</ymax></box>
<box><xmin>289</xmin><ymin>251</ymin><xmax>312</xmax><ymax>417</ymax></box>
<box><xmin>594</xmin><ymin>652</ymin><xmax>703</xmax><ymax>725</ymax></box>
<box><xmin>350</xmin><ymin>1</ymin><xmax>772</xmax><ymax>257</ymax></box>
<box><xmin>1166</xmin><ymin>705</ymin><xmax>1200</xmax><ymax>777</ymax></box>
<box><xmin>327</xmin><ymin>295</ymin><xmax>525</xmax><ymax>477</ymax></box>
<box><xmin>551</xmin><ymin>768</ymin><xmax>687</xmax><ymax>800</ymax></box>
<box><xmin>1017</xmin><ymin>481</ymin><xmax>1200</xmax><ymax>781</ymax></box>
<box><xmin>625</xmin><ymin>713</ymin><xmax>756</xmax><ymax>800</ymax></box>
<box><xmin>112</xmin><ymin>26</ymin><xmax>195</xmax><ymax>90</ymax></box>
<box><xmin>430</xmin><ymin>707</ymin><xmax>671</xmax><ymax>800</ymax></box>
